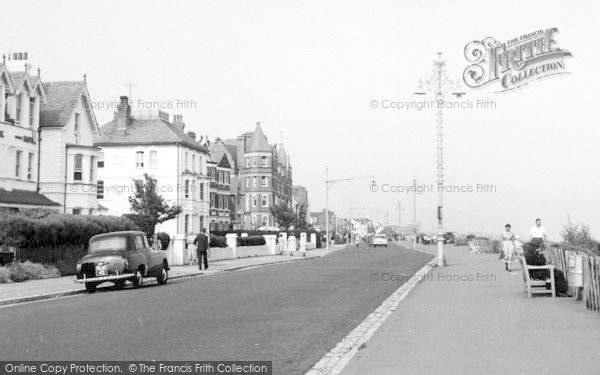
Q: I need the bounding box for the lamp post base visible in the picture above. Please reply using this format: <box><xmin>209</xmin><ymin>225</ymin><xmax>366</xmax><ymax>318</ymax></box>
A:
<box><xmin>436</xmin><ymin>236</ymin><xmax>446</xmax><ymax>267</ymax></box>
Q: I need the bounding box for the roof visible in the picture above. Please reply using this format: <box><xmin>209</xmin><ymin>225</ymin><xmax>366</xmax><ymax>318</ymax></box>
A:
<box><xmin>0</xmin><ymin>189</ymin><xmax>60</xmax><ymax>207</ymax></box>
<box><xmin>8</xmin><ymin>71</ymin><xmax>29</xmax><ymax>91</ymax></box>
<box><xmin>40</xmin><ymin>81</ymin><xmax>87</xmax><ymax>127</ymax></box>
<box><xmin>246</xmin><ymin>123</ymin><xmax>271</xmax><ymax>153</ymax></box>
<box><xmin>97</xmin><ymin>118</ymin><xmax>210</xmax><ymax>153</ymax></box>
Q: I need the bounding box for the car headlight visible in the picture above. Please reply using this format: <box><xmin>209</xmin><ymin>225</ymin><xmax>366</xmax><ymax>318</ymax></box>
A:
<box><xmin>76</xmin><ymin>262</ymin><xmax>82</xmax><ymax>272</ymax></box>
<box><xmin>122</xmin><ymin>258</ymin><xmax>128</xmax><ymax>269</ymax></box>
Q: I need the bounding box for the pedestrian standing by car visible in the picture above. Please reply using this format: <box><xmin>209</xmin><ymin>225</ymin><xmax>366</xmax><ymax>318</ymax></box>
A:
<box><xmin>194</xmin><ymin>228</ymin><xmax>210</xmax><ymax>270</ymax></box>
<box><xmin>529</xmin><ymin>218</ymin><xmax>547</xmax><ymax>252</ymax></box>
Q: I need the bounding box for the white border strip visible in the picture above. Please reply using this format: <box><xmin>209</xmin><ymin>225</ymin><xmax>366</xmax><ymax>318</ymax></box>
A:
<box><xmin>305</xmin><ymin>258</ymin><xmax>436</xmax><ymax>375</ymax></box>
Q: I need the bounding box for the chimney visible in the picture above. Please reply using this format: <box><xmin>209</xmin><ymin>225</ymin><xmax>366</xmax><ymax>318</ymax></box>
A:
<box><xmin>187</xmin><ymin>131</ymin><xmax>196</xmax><ymax>141</ymax></box>
<box><xmin>173</xmin><ymin>114</ymin><xmax>185</xmax><ymax>132</ymax></box>
<box><xmin>116</xmin><ymin>96</ymin><xmax>130</xmax><ymax>132</ymax></box>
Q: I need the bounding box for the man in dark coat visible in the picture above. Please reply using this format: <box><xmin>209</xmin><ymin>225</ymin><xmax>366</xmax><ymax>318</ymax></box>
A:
<box><xmin>194</xmin><ymin>228</ymin><xmax>210</xmax><ymax>270</ymax></box>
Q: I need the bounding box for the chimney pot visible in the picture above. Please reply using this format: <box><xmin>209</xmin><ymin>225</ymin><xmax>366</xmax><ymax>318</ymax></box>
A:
<box><xmin>117</xmin><ymin>96</ymin><xmax>130</xmax><ymax>132</ymax></box>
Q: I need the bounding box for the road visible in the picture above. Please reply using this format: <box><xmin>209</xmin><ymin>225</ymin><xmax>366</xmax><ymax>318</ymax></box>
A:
<box><xmin>0</xmin><ymin>244</ymin><xmax>432</xmax><ymax>374</ymax></box>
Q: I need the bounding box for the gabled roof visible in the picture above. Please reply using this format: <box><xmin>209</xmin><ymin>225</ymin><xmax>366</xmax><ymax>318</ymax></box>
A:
<box><xmin>9</xmin><ymin>71</ymin><xmax>33</xmax><ymax>94</ymax></box>
<box><xmin>0</xmin><ymin>64</ymin><xmax>14</xmax><ymax>93</ymax></box>
<box><xmin>97</xmin><ymin>118</ymin><xmax>210</xmax><ymax>153</ymax></box>
<box><xmin>0</xmin><ymin>189</ymin><xmax>60</xmax><ymax>207</ymax></box>
<box><xmin>246</xmin><ymin>123</ymin><xmax>271</xmax><ymax>153</ymax></box>
<box><xmin>40</xmin><ymin>81</ymin><xmax>91</xmax><ymax>128</ymax></box>
<box><xmin>29</xmin><ymin>75</ymin><xmax>47</xmax><ymax>102</ymax></box>
<box><xmin>218</xmin><ymin>154</ymin><xmax>232</xmax><ymax>169</ymax></box>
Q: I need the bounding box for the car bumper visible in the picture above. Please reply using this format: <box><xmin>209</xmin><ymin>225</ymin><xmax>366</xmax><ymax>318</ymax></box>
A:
<box><xmin>75</xmin><ymin>273</ymin><xmax>135</xmax><ymax>283</ymax></box>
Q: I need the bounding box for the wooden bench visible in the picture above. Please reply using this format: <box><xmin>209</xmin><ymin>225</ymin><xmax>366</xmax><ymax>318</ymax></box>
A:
<box><xmin>519</xmin><ymin>256</ymin><xmax>556</xmax><ymax>297</ymax></box>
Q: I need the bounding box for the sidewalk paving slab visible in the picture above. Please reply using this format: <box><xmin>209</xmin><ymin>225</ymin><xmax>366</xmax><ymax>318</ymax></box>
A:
<box><xmin>0</xmin><ymin>246</ymin><xmax>345</xmax><ymax>307</ymax></box>
<box><xmin>340</xmin><ymin>245</ymin><xmax>600</xmax><ymax>375</ymax></box>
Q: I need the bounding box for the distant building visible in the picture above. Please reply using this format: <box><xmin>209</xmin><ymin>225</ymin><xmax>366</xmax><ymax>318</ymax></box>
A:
<box><xmin>224</xmin><ymin>123</ymin><xmax>293</xmax><ymax>229</ymax></box>
<box><xmin>292</xmin><ymin>185</ymin><xmax>309</xmax><ymax>225</ymax></box>
<box><xmin>208</xmin><ymin>137</ymin><xmax>235</xmax><ymax>231</ymax></box>
<box><xmin>96</xmin><ymin>97</ymin><xmax>211</xmax><ymax>236</ymax></box>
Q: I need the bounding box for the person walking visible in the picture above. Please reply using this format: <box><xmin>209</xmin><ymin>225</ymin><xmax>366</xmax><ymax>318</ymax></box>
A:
<box><xmin>194</xmin><ymin>228</ymin><xmax>210</xmax><ymax>270</ymax></box>
<box><xmin>287</xmin><ymin>233</ymin><xmax>298</xmax><ymax>255</ymax></box>
<box><xmin>186</xmin><ymin>232</ymin><xmax>197</xmax><ymax>266</ymax></box>
<box><xmin>529</xmin><ymin>218</ymin><xmax>547</xmax><ymax>251</ymax></box>
<box><xmin>500</xmin><ymin>224</ymin><xmax>516</xmax><ymax>271</ymax></box>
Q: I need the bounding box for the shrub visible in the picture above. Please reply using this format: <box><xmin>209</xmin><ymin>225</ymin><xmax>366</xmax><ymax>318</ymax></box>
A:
<box><xmin>157</xmin><ymin>232</ymin><xmax>171</xmax><ymax>250</ymax></box>
<box><xmin>8</xmin><ymin>261</ymin><xmax>61</xmax><ymax>282</ymax></box>
<box><xmin>210</xmin><ymin>235</ymin><xmax>228</xmax><ymax>248</ymax></box>
<box><xmin>238</xmin><ymin>235</ymin><xmax>266</xmax><ymax>247</ymax></box>
<box><xmin>0</xmin><ymin>267</ymin><xmax>11</xmax><ymax>283</ymax></box>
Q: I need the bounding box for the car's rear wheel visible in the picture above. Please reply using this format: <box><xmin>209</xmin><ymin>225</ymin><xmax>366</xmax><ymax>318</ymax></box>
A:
<box><xmin>132</xmin><ymin>269</ymin><xmax>144</xmax><ymax>288</ymax></box>
<box><xmin>85</xmin><ymin>282</ymin><xmax>97</xmax><ymax>293</ymax></box>
<box><xmin>156</xmin><ymin>265</ymin><xmax>168</xmax><ymax>285</ymax></box>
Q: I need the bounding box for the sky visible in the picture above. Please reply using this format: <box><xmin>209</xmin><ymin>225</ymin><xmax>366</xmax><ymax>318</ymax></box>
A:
<box><xmin>3</xmin><ymin>0</ymin><xmax>599</xmax><ymax>240</ymax></box>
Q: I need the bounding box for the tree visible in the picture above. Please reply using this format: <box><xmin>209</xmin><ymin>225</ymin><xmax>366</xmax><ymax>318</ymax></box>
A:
<box><xmin>560</xmin><ymin>216</ymin><xmax>597</xmax><ymax>251</ymax></box>
<box><xmin>296</xmin><ymin>205</ymin><xmax>308</xmax><ymax>229</ymax></box>
<box><xmin>124</xmin><ymin>174</ymin><xmax>182</xmax><ymax>241</ymax></box>
<box><xmin>270</xmin><ymin>202</ymin><xmax>298</xmax><ymax>230</ymax></box>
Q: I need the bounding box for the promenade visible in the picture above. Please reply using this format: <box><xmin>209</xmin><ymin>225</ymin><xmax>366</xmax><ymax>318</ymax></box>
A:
<box><xmin>341</xmin><ymin>244</ymin><xmax>600</xmax><ymax>375</ymax></box>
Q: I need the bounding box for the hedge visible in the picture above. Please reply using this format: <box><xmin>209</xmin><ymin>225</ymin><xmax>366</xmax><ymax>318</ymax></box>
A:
<box><xmin>0</xmin><ymin>213</ymin><xmax>139</xmax><ymax>275</ymax></box>
<box><xmin>238</xmin><ymin>235</ymin><xmax>266</xmax><ymax>247</ymax></box>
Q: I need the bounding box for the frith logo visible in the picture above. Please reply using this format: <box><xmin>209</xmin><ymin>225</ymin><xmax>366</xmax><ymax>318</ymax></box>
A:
<box><xmin>463</xmin><ymin>27</ymin><xmax>573</xmax><ymax>92</ymax></box>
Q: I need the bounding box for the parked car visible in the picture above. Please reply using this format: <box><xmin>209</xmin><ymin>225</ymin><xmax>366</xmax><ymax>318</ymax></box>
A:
<box><xmin>369</xmin><ymin>234</ymin><xmax>388</xmax><ymax>247</ymax></box>
<box><xmin>75</xmin><ymin>231</ymin><xmax>169</xmax><ymax>293</ymax></box>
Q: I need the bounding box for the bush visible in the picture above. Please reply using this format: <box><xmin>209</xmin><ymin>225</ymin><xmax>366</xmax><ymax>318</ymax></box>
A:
<box><xmin>157</xmin><ymin>232</ymin><xmax>171</xmax><ymax>250</ymax></box>
<box><xmin>210</xmin><ymin>235</ymin><xmax>228</xmax><ymax>248</ymax></box>
<box><xmin>238</xmin><ymin>235</ymin><xmax>266</xmax><ymax>247</ymax></box>
<box><xmin>7</xmin><ymin>261</ymin><xmax>61</xmax><ymax>282</ymax></box>
<box><xmin>0</xmin><ymin>267</ymin><xmax>11</xmax><ymax>283</ymax></box>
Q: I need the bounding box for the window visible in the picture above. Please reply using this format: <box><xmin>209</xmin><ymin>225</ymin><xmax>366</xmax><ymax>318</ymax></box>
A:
<box><xmin>252</xmin><ymin>157</ymin><xmax>257</xmax><ymax>167</ymax></box>
<box><xmin>27</xmin><ymin>153</ymin><xmax>33</xmax><ymax>180</ymax></box>
<box><xmin>89</xmin><ymin>156</ymin><xmax>95</xmax><ymax>182</ymax></box>
<box><xmin>262</xmin><ymin>215</ymin><xmax>268</xmax><ymax>226</ymax></box>
<box><xmin>135</xmin><ymin>151</ymin><xmax>144</xmax><ymax>168</ymax></box>
<box><xmin>184</xmin><ymin>214</ymin><xmax>190</xmax><ymax>234</ymax></box>
<box><xmin>72</xmin><ymin>208</ymin><xmax>81</xmax><ymax>215</ymax></box>
<box><xmin>16</xmin><ymin>94</ymin><xmax>22</xmax><ymax>123</ymax></box>
<box><xmin>262</xmin><ymin>156</ymin><xmax>268</xmax><ymax>167</ymax></box>
<box><xmin>184</xmin><ymin>180</ymin><xmax>190</xmax><ymax>198</ymax></box>
<box><xmin>245</xmin><ymin>195</ymin><xmax>250</xmax><ymax>211</ymax></box>
<box><xmin>246</xmin><ymin>158</ymin><xmax>250</xmax><ymax>168</ymax></box>
<box><xmin>210</xmin><ymin>192</ymin><xmax>216</xmax><ymax>208</ymax></box>
<box><xmin>262</xmin><ymin>176</ymin><xmax>268</xmax><ymax>187</ymax></box>
<box><xmin>192</xmin><ymin>154</ymin><xmax>196</xmax><ymax>172</ymax></box>
<box><xmin>253</xmin><ymin>176</ymin><xmax>257</xmax><ymax>187</ymax></box>
<box><xmin>262</xmin><ymin>194</ymin><xmax>268</xmax><ymax>207</ymax></box>
<box><xmin>74</xmin><ymin>154</ymin><xmax>83</xmax><ymax>181</ymax></box>
<box><xmin>149</xmin><ymin>151</ymin><xmax>157</xmax><ymax>168</ymax></box>
<box><xmin>252</xmin><ymin>194</ymin><xmax>257</xmax><ymax>207</ymax></box>
<box><xmin>134</xmin><ymin>235</ymin><xmax>145</xmax><ymax>250</ymax></box>
<box><xmin>15</xmin><ymin>150</ymin><xmax>22</xmax><ymax>177</ymax></box>
<box><xmin>246</xmin><ymin>177</ymin><xmax>250</xmax><ymax>188</ymax></box>
<box><xmin>184</xmin><ymin>152</ymin><xmax>189</xmax><ymax>170</ymax></box>
<box><xmin>199</xmin><ymin>183</ymin><xmax>205</xmax><ymax>201</ymax></box>
<box><xmin>74</xmin><ymin>113</ymin><xmax>80</xmax><ymax>144</ymax></box>
<box><xmin>29</xmin><ymin>98</ymin><xmax>35</xmax><ymax>127</ymax></box>
<box><xmin>97</xmin><ymin>180</ymin><xmax>104</xmax><ymax>199</ymax></box>
<box><xmin>97</xmin><ymin>160</ymin><xmax>104</xmax><ymax>168</ymax></box>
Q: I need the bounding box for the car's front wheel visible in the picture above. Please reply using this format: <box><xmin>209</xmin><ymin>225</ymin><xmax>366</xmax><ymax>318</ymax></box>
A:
<box><xmin>132</xmin><ymin>269</ymin><xmax>144</xmax><ymax>288</ymax></box>
<box><xmin>156</xmin><ymin>265</ymin><xmax>168</xmax><ymax>285</ymax></box>
<box><xmin>114</xmin><ymin>280</ymin><xmax>126</xmax><ymax>290</ymax></box>
<box><xmin>85</xmin><ymin>282</ymin><xmax>97</xmax><ymax>293</ymax></box>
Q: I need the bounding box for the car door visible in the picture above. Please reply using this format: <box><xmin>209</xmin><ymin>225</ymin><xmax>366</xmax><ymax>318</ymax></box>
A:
<box><xmin>133</xmin><ymin>234</ymin><xmax>154</xmax><ymax>276</ymax></box>
<box><xmin>142</xmin><ymin>235</ymin><xmax>164</xmax><ymax>276</ymax></box>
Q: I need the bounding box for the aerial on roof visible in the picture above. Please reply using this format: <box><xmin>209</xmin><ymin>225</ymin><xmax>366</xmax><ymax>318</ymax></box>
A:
<box><xmin>98</xmin><ymin>117</ymin><xmax>209</xmax><ymax>153</ymax></box>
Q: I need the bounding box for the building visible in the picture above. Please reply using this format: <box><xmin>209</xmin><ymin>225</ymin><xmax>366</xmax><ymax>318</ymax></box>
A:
<box><xmin>95</xmin><ymin>97</ymin><xmax>211</xmax><ymax>236</ymax></box>
<box><xmin>224</xmin><ymin>123</ymin><xmax>293</xmax><ymax>229</ymax></box>
<box><xmin>0</xmin><ymin>53</ymin><xmax>59</xmax><ymax>211</ymax></box>
<box><xmin>39</xmin><ymin>79</ymin><xmax>102</xmax><ymax>214</ymax></box>
<box><xmin>208</xmin><ymin>137</ymin><xmax>236</xmax><ymax>231</ymax></box>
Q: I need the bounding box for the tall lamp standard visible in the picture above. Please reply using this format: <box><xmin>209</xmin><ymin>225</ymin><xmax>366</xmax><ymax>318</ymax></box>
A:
<box><xmin>414</xmin><ymin>52</ymin><xmax>465</xmax><ymax>267</ymax></box>
<box><xmin>325</xmin><ymin>167</ymin><xmax>353</xmax><ymax>251</ymax></box>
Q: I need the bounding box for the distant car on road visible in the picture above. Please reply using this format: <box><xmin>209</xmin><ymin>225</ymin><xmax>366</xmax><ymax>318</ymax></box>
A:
<box><xmin>75</xmin><ymin>231</ymin><xmax>169</xmax><ymax>293</ymax></box>
<box><xmin>369</xmin><ymin>234</ymin><xmax>388</xmax><ymax>247</ymax></box>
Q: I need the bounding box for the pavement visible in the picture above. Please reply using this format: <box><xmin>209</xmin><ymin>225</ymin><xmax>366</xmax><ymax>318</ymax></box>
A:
<box><xmin>0</xmin><ymin>245</ymin><xmax>346</xmax><ymax>307</ymax></box>
<box><xmin>0</xmin><ymin>243</ymin><xmax>432</xmax><ymax>375</ymax></box>
<box><xmin>340</xmin><ymin>244</ymin><xmax>600</xmax><ymax>375</ymax></box>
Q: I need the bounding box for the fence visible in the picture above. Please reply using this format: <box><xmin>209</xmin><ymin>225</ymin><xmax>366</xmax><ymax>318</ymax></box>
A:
<box><xmin>12</xmin><ymin>245</ymin><xmax>86</xmax><ymax>276</ymax></box>
<box><xmin>544</xmin><ymin>245</ymin><xmax>600</xmax><ymax>313</ymax></box>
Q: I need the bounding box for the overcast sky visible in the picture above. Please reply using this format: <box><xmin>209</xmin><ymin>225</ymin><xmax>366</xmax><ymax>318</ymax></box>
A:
<box><xmin>4</xmin><ymin>0</ymin><xmax>599</xmax><ymax>240</ymax></box>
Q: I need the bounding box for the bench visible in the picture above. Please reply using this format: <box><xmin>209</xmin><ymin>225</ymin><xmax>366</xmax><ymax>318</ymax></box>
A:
<box><xmin>468</xmin><ymin>241</ymin><xmax>485</xmax><ymax>254</ymax></box>
<box><xmin>519</xmin><ymin>256</ymin><xmax>556</xmax><ymax>298</ymax></box>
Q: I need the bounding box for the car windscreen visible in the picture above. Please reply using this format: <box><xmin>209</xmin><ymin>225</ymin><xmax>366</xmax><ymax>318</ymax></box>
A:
<box><xmin>89</xmin><ymin>237</ymin><xmax>127</xmax><ymax>253</ymax></box>
<box><xmin>375</xmin><ymin>235</ymin><xmax>386</xmax><ymax>238</ymax></box>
